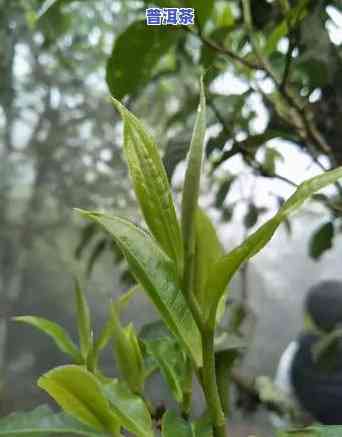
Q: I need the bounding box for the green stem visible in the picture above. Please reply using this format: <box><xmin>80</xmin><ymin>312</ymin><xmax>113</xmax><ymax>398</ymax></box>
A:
<box><xmin>201</xmin><ymin>328</ymin><xmax>226</xmax><ymax>437</ymax></box>
<box><xmin>181</xmin><ymin>356</ymin><xmax>193</xmax><ymax>419</ymax></box>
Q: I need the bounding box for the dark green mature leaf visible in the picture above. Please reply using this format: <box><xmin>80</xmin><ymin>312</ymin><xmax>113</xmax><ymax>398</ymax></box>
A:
<box><xmin>38</xmin><ymin>366</ymin><xmax>118</xmax><ymax>434</ymax></box>
<box><xmin>0</xmin><ymin>405</ymin><xmax>108</xmax><ymax>436</ymax></box>
<box><xmin>74</xmin><ymin>279</ymin><xmax>93</xmax><ymax>359</ymax></box>
<box><xmin>309</xmin><ymin>221</ymin><xmax>334</xmax><ymax>260</ymax></box>
<box><xmin>181</xmin><ymin>79</ymin><xmax>206</xmax><ymax>293</ymax></box>
<box><xmin>205</xmin><ymin>167</ymin><xmax>342</xmax><ymax>325</ymax></box>
<box><xmin>187</xmin><ymin>0</ymin><xmax>214</xmax><ymax>28</ymax></box>
<box><xmin>215</xmin><ymin>178</ymin><xmax>234</xmax><ymax>208</ymax></box>
<box><xmin>200</xmin><ymin>28</ymin><xmax>231</xmax><ymax>84</ymax></box>
<box><xmin>111</xmin><ymin>98</ymin><xmax>184</xmax><ymax>276</ymax></box>
<box><xmin>263</xmin><ymin>147</ymin><xmax>284</xmax><ymax>175</ymax></box>
<box><xmin>86</xmin><ymin>238</ymin><xmax>108</xmax><ymax>277</ymax></box>
<box><xmin>278</xmin><ymin>425</ymin><xmax>342</xmax><ymax>437</ymax></box>
<box><xmin>13</xmin><ymin>317</ymin><xmax>82</xmax><ymax>363</ymax></box>
<box><xmin>106</xmin><ymin>21</ymin><xmax>178</xmax><ymax>99</ymax></box>
<box><xmin>103</xmin><ymin>380</ymin><xmax>153</xmax><ymax>437</ymax></box>
<box><xmin>243</xmin><ymin>203</ymin><xmax>259</xmax><ymax>229</ymax></box>
<box><xmin>144</xmin><ymin>337</ymin><xmax>187</xmax><ymax>402</ymax></box>
<box><xmin>77</xmin><ymin>211</ymin><xmax>202</xmax><ymax>367</ymax></box>
<box><xmin>193</xmin><ymin>208</ymin><xmax>224</xmax><ymax>308</ymax></box>
<box><xmin>163</xmin><ymin>140</ymin><xmax>190</xmax><ymax>181</ymax></box>
<box><xmin>37</xmin><ymin>0</ymin><xmax>61</xmax><ymax>19</ymax></box>
<box><xmin>75</xmin><ymin>223</ymin><xmax>97</xmax><ymax>259</ymax></box>
<box><xmin>140</xmin><ymin>320</ymin><xmax>170</xmax><ymax>341</ymax></box>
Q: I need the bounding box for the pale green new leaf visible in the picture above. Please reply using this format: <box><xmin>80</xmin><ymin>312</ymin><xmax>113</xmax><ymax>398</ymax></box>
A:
<box><xmin>76</xmin><ymin>210</ymin><xmax>202</xmax><ymax>367</ymax></box>
<box><xmin>88</xmin><ymin>288</ymin><xmax>139</xmax><ymax>371</ymax></box>
<box><xmin>103</xmin><ymin>380</ymin><xmax>153</xmax><ymax>437</ymax></box>
<box><xmin>74</xmin><ymin>278</ymin><xmax>93</xmax><ymax>359</ymax></box>
<box><xmin>13</xmin><ymin>316</ymin><xmax>82</xmax><ymax>363</ymax></box>
<box><xmin>205</xmin><ymin>167</ymin><xmax>342</xmax><ymax>325</ymax></box>
<box><xmin>38</xmin><ymin>365</ymin><xmax>118</xmax><ymax>434</ymax></box>
<box><xmin>193</xmin><ymin>208</ymin><xmax>224</xmax><ymax>308</ymax></box>
<box><xmin>111</xmin><ymin>98</ymin><xmax>183</xmax><ymax>276</ymax></box>
<box><xmin>181</xmin><ymin>79</ymin><xmax>206</xmax><ymax>293</ymax></box>
<box><xmin>111</xmin><ymin>303</ymin><xmax>145</xmax><ymax>394</ymax></box>
<box><xmin>0</xmin><ymin>405</ymin><xmax>110</xmax><ymax>436</ymax></box>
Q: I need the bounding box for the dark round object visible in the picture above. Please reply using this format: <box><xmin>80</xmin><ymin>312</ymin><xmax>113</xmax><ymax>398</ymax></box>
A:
<box><xmin>306</xmin><ymin>281</ymin><xmax>342</xmax><ymax>332</ymax></box>
<box><xmin>291</xmin><ymin>333</ymin><xmax>342</xmax><ymax>424</ymax></box>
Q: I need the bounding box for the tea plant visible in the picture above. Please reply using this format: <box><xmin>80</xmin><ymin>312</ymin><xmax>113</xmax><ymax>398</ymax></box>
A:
<box><xmin>3</xmin><ymin>82</ymin><xmax>342</xmax><ymax>437</ymax></box>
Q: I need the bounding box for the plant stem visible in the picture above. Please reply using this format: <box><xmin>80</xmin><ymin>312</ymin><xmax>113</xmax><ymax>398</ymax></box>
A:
<box><xmin>181</xmin><ymin>356</ymin><xmax>193</xmax><ymax>419</ymax></box>
<box><xmin>201</xmin><ymin>328</ymin><xmax>226</xmax><ymax>437</ymax></box>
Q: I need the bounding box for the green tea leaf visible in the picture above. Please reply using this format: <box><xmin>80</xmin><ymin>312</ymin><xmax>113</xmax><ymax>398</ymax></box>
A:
<box><xmin>111</xmin><ymin>304</ymin><xmax>145</xmax><ymax>394</ymax></box>
<box><xmin>214</xmin><ymin>2</ymin><xmax>235</xmax><ymax>28</ymax></box>
<box><xmin>38</xmin><ymin>365</ymin><xmax>118</xmax><ymax>434</ymax></box>
<box><xmin>13</xmin><ymin>316</ymin><xmax>81</xmax><ymax>363</ymax></box>
<box><xmin>187</xmin><ymin>0</ymin><xmax>214</xmax><ymax>27</ymax></box>
<box><xmin>111</xmin><ymin>98</ymin><xmax>183</xmax><ymax>276</ymax></box>
<box><xmin>37</xmin><ymin>0</ymin><xmax>60</xmax><ymax>19</ymax></box>
<box><xmin>263</xmin><ymin>0</ymin><xmax>310</xmax><ymax>55</ymax></box>
<box><xmin>106</xmin><ymin>21</ymin><xmax>178</xmax><ymax>99</ymax></box>
<box><xmin>77</xmin><ymin>211</ymin><xmax>202</xmax><ymax>367</ymax></box>
<box><xmin>243</xmin><ymin>203</ymin><xmax>259</xmax><ymax>229</ymax></box>
<box><xmin>0</xmin><ymin>405</ymin><xmax>109</xmax><ymax>436</ymax></box>
<box><xmin>309</xmin><ymin>221</ymin><xmax>334</xmax><ymax>260</ymax></box>
<box><xmin>181</xmin><ymin>79</ymin><xmax>206</xmax><ymax>294</ymax></box>
<box><xmin>74</xmin><ymin>278</ymin><xmax>93</xmax><ymax>359</ymax></box>
<box><xmin>278</xmin><ymin>425</ymin><xmax>342</xmax><ymax>437</ymax></box>
<box><xmin>144</xmin><ymin>337</ymin><xmax>187</xmax><ymax>403</ymax></box>
<box><xmin>162</xmin><ymin>411</ymin><xmax>213</xmax><ymax>437</ymax></box>
<box><xmin>215</xmin><ymin>178</ymin><xmax>234</xmax><ymax>208</ymax></box>
<box><xmin>162</xmin><ymin>411</ymin><xmax>192</xmax><ymax>437</ymax></box>
<box><xmin>205</xmin><ymin>167</ymin><xmax>342</xmax><ymax>325</ymax></box>
<box><xmin>193</xmin><ymin>208</ymin><xmax>224</xmax><ymax>308</ymax></box>
<box><xmin>103</xmin><ymin>380</ymin><xmax>153</xmax><ymax>437</ymax></box>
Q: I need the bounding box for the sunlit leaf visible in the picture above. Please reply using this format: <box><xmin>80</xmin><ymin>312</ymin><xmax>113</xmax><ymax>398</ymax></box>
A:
<box><xmin>38</xmin><ymin>365</ymin><xmax>118</xmax><ymax>434</ymax></box>
<box><xmin>111</xmin><ymin>98</ymin><xmax>184</xmax><ymax>276</ymax></box>
<box><xmin>205</xmin><ymin>167</ymin><xmax>342</xmax><ymax>325</ymax></box>
<box><xmin>0</xmin><ymin>405</ymin><xmax>108</xmax><ymax>436</ymax></box>
<box><xmin>110</xmin><ymin>304</ymin><xmax>145</xmax><ymax>394</ymax></box>
<box><xmin>181</xmin><ymin>79</ymin><xmax>206</xmax><ymax>294</ymax></box>
<box><xmin>76</xmin><ymin>211</ymin><xmax>202</xmax><ymax>367</ymax></box>
<box><xmin>103</xmin><ymin>380</ymin><xmax>153</xmax><ymax>437</ymax></box>
<box><xmin>193</xmin><ymin>208</ymin><xmax>224</xmax><ymax>308</ymax></box>
<box><xmin>13</xmin><ymin>316</ymin><xmax>81</xmax><ymax>363</ymax></box>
